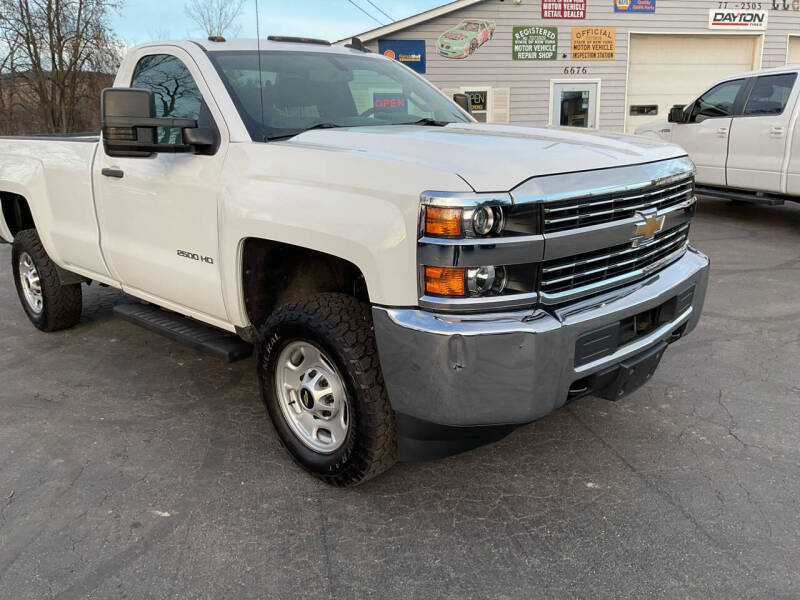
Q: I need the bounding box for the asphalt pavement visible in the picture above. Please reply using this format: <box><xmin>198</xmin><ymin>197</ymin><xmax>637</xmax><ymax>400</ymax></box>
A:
<box><xmin>0</xmin><ymin>197</ymin><xmax>798</xmax><ymax>599</ymax></box>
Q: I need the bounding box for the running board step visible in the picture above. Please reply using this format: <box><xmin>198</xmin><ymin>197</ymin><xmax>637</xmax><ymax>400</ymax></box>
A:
<box><xmin>113</xmin><ymin>304</ymin><xmax>253</xmax><ymax>363</ymax></box>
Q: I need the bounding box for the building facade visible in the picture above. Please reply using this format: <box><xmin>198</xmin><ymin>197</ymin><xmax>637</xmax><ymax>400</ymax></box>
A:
<box><xmin>341</xmin><ymin>0</ymin><xmax>800</xmax><ymax>132</ymax></box>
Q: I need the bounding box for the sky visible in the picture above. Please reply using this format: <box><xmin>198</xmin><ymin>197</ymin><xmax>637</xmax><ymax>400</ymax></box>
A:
<box><xmin>111</xmin><ymin>0</ymin><xmax>450</xmax><ymax>46</ymax></box>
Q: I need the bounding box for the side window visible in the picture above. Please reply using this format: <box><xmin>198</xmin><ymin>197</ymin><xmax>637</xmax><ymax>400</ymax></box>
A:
<box><xmin>131</xmin><ymin>54</ymin><xmax>203</xmax><ymax>144</ymax></box>
<box><xmin>743</xmin><ymin>73</ymin><xmax>798</xmax><ymax>116</ymax></box>
<box><xmin>690</xmin><ymin>79</ymin><xmax>745</xmax><ymax>123</ymax></box>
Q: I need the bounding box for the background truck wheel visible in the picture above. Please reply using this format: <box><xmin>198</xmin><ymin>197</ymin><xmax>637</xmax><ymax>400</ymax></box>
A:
<box><xmin>258</xmin><ymin>293</ymin><xmax>396</xmax><ymax>486</ymax></box>
<box><xmin>12</xmin><ymin>229</ymin><xmax>82</xmax><ymax>332</ymax></box>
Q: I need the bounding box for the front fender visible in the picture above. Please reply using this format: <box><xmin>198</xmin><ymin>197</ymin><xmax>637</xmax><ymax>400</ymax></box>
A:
<box><xmin>218</xmin><ymin>142</ymin><xmax>472</xmax><ymax>327</ymax></box>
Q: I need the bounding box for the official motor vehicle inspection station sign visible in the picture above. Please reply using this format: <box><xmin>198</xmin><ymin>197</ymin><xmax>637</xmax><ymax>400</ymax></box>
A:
<box><xmin>512</xmin><ymin>26</ymin><xmax>558</xmax><ymax>60</ymax></box>
<box><xmin>571</xmin><ymin>27</ymin><xmax>615</xmax><ymax>60</ymax></box>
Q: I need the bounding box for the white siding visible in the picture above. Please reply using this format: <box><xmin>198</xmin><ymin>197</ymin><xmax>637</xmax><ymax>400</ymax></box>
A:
<box><xmin>363</xmin><ymin>0</ymin><xmax>800</xmax><ymax>132</ymax></box>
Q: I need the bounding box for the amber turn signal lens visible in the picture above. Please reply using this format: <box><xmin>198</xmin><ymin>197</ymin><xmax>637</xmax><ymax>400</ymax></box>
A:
<box><xmin>425</xmin><ymin>207</ymin><xmax>462</xmax><ymax>237</ymax></box>
<box><xmin>425</xmin><ymin>266</ymin><xmax>466</xmax><ymax>296</ymax></box>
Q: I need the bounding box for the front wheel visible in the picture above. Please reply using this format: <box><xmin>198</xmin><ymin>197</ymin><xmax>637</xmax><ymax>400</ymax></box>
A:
<box><xmin>258</xmin><ymin>294</ymin><xmax>396</xmax><ymax>486</ymax></box>
<box><xmin>12</xmin><ymin>229</ymin><xmax>82</xmax><ymax>332</ymax></box>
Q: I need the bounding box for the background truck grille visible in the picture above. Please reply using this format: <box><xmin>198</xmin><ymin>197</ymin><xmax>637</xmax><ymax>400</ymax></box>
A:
<box><xmin>542</xmin><ymin>176</ymin><xmax>694</xmax><ymax>233</ymax></box>
<box><xmin>541</xmin><ymin>224</ymin><xmax>690</xmax><ymax>296</ymax></box>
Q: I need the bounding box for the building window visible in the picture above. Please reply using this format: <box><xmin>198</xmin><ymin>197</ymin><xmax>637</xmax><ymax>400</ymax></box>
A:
<box><xmin>465</xmin><ymin>90</ymin><xmax>488</xmax><ymax>122</ymax></box>
<box><xmin>630</xmin><ymin>105</ymin><xmax>658</xmax><ymax>116</ymax></box>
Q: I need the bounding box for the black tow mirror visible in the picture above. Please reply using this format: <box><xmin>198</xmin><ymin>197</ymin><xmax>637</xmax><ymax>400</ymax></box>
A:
<box><xmin>182</xmin><ymin>126</ymin><xmax>215</xmax><ymax>148</ymax></box>
<box><xmin>453</xmin><ymin>93</ymin><xmax>472</xmax><ymax>114</ymax></box>
<box><xmin>101</xmin><ymin>88</ymin><xmax>209</xmax><ymax>157</ymax></box>
<box><xmin>668</xmin><ymin>106</ymin><xmax>686</xmax><ymax>124</ymax></box>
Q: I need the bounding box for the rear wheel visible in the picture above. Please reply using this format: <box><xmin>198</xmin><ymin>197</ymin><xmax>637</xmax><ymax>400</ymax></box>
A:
<box><xmin>258</xmin><ymin>293</ymin><xmax>396</xmax><ymax>486</ymax></box>
<box><xmin>12</xmin><ymin>229</ymin><xmax>82</xmax><ymax>332</ymax></box>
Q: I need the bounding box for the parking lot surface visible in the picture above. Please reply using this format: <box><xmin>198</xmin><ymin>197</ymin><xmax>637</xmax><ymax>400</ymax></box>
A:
<box><xmin>0</xmin><ymin>198</ymin><xmax>799</xmax><ymax>599</ymax></box>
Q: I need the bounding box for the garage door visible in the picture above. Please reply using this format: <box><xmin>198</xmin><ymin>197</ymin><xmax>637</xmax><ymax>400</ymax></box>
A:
<box><xmin>788</xmin><ymin>36</ymin><xmax>800</xmax><ymax>64</ymax></box>
<box><xmin>626</xmin><ymin>34</ymin><xmax>760</xmax><ymax>132</ymax></box>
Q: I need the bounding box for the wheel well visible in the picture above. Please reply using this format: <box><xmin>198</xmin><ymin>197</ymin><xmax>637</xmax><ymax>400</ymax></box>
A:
<box><xmin>242</xmin><ymin>238</ymin><xmax>369</xmax><ymax>330</ymax></box>
<box><xmin>1</xmin><ymin>192</ymin><xmax>34</xmax><ymax>236</ymax></box>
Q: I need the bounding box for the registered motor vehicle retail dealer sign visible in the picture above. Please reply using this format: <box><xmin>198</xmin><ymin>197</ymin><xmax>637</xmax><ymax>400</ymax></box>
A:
<box><xmin>571</xmin><ymin>27</ymin><xmax>615</xmax><ymax>60</ymax></box>
<box><xmin>708</xmin><ymin>8</ymin><xmax>768</xmax><ymax>29</ymax></box>
<box><xmin>513</xmin><ymin>26</ymin><xmax>557</xmax><ymax>60</ymax></box>
<box><xmin>542</xmin><ymin>0</ymin><xmax>586</xmax><ymax>19</ymax></box>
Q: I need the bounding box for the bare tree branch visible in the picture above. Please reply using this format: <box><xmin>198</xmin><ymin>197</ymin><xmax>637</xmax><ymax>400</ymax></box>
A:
<box><xmin>185</xmin><ymin>0</ymin><xmax>244</xmax><ymax>37</ymax></box>
<box><xmin>0</xmin><ymin>0</ymin><xmax>122</xmax><ymax>133</ymax></box>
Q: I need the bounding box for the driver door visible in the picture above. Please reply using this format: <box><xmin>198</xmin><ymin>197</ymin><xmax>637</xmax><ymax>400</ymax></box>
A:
<box><xmin>93</xmin><ymin>48</ymin><xmax>230</xmax><ymax>324</ymax></box>
<box><xmin>671</xmin><ymin>78</ymin><xmax>748</xmax><ymax>186</ymax></box>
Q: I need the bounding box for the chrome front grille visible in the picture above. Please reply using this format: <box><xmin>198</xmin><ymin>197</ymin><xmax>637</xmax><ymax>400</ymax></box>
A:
<box><xmin>541</xmin><ymin>224</ymin><xmax>690</xmax><ymax>298</ymax></box>
<box><xmin>542</xmin><ymin>176</ymin><xmax>694</xmax><ymax>233</ymax></box>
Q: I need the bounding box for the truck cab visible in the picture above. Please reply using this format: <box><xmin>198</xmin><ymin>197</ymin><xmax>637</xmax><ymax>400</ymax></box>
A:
<box><xmin>636</xmin><ymin>66</ymin><xmax>800</xmax><ymax>203</ymax></box>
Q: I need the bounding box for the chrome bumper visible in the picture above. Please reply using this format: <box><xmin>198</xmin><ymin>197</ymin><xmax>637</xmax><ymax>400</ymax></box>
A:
<box><xmin>373</xmin><ymin>247</ymin><xmax>709</xmax><ymax>427</ymax></box>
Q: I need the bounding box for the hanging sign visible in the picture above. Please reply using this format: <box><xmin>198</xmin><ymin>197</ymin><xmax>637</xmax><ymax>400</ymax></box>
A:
<box><xmin>512</xmin><ymin>26</ymin><xmax>558</xmax><ymax>60</ymax></box>
<box><xmin>378</xmin><ymin>40</ymin><xmax>426</xmax><ymax>73</ymax></box>
<box><xmin>571</xmin><ymin>27</ymin><xmax>615</xmax><ymax>60</ymax></box>
<box><xmin>615</xmin><ymin>0</ymin><xmax>656</xmax><ymax>12</ymax></box>
<box><xmin>542</xmin><ymin>0</ymin><xmax>586</xmax><ymax>19</ymax></box>
<box><xmin>708</xmin><ymin>9</ymin><xmax>768</xmax><ymax>30</ymax></box>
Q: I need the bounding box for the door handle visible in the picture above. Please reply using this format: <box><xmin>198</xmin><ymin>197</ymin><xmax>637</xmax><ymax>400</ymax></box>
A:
<box><xmin>716</xmin><ymin>127</ymin><xmax>729</xmax><ymax>137</ymax></box>
<box><xmin>770</xmin><ymin>126</ymin><xmax>786</xmax><ymax>138</ymax></box>
<box><xmin>101</xmin><ymin>168</ymin><xmax>124</xmax><ymax>179</ymax></box>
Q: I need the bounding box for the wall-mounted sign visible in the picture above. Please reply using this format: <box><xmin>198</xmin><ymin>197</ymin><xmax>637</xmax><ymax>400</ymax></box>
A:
<box><xmin>436</xmin><ymin>19</ymin><xmax>496</xmax><ymax>59</ymax></box>
<box><xmin>615</xmin><ymin>0</ymin><xmax>655</xmax><ymax>13</ymax></box>
<box><xmin>373</xmin><ymin>93</ymin><xmax>408</xmax><ymax>113</ymax></box>
<box><xmin>465</xmin><ymin>90</ymin><xmax>487</xmax><ymax>112</ymax></box>
<box><xmin>378</xmin><ymin>40</ymin><xmax>426</xmax><ymax>73</ymax></box>
<box><xmin>708</xmin><ymin>9</ymin><xmax>768</xmax><ymax>30</ymax></box>
<box><xmin>571</xmin><ymin>27</ymin><xmax>615</xmax><ymax>60</ymax></box>
<box><xmin>771</xmin><ymin>1</ymin><xmax>800</xmax><ymax>10</ymax></box>
<box><xmin>512</xmin><ymin>26</ymin><xmax>557</xmax><ymax>60</ymax></box>
<box><xmin>542</xmin><ymin>0</ymin><xmax>586</xmax><ymax>19</ymax></box>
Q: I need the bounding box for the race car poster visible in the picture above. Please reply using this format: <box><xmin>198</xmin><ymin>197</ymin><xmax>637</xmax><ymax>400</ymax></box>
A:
<box><xmin>436</xmin><ymin>18</ymin><xmax>496</xmax><ymax>59</ymax></box>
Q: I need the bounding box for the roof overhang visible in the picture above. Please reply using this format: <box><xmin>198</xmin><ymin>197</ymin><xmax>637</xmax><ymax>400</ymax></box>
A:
<box><xmin>337</xmin><ymin>0</ymin><xmax>486</xmax><ymax>45</ymax></box>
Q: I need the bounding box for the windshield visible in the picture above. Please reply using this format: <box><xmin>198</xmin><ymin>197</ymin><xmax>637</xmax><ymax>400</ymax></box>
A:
<box><xmin>460</xmin><ymin>22</ymin><xmax>481</xmax><ymax>31</ymax></box>
<box><xmin>209</xmin><ymin>50</ymin><xmax>471</xmax><ymax>140</ymax></box>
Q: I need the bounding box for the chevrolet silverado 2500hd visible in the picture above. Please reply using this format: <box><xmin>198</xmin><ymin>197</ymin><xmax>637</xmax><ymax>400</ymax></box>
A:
<box><xmin>0</xmin><ymin>38</ymin><xmax>709</xmax><ymax>486</ymax></box>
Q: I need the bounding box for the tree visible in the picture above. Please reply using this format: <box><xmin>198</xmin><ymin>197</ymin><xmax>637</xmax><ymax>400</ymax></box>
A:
<box><xmin>185</xmin><ymin>0</ymin><xmax>244</xmax><ymax>38</ymax></box>
<box><xmin>0</xmin><ymin>0</ymin><xmax>123</xmax><ymax>133</ymax></box>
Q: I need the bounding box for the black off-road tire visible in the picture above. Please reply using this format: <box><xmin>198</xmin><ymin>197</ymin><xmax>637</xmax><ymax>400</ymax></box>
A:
<box><xmin>12</xmin><ymin>229</ymin><xmax>82</xmax><ymax>332</ymax></box>
<box><xmin>258</xmin><ymin>293</ymin><xmax>396</xmax><ymax>486</ymax></box>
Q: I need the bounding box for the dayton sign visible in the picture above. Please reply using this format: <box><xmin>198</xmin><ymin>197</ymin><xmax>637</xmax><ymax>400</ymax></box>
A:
<box><xmin>708</xmin><ymin>9</ymin><xmax>768</xmax><ymax>30</ymax></box>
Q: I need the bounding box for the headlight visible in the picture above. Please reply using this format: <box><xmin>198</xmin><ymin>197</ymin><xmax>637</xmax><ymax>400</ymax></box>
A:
<box><xmin>421</xmin><ymin>193</ymin><xmax>538</xmax><ymax>239</ymax></box>
<box><xmin>418</xmin><ymin>191</ymin><xmax>541</xmax><ymax>311</ymax></box>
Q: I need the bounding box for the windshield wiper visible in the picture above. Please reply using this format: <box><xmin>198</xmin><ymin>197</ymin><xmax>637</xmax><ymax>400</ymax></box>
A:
<box><xmin>265</xmin><ymin>122</ymin><xmax>341</xmax><ymax>142</ymax></box>
<box><xmin>400</xmin><ymin>118</ymin><xmax>449</xmax><ymax>127</ymax></box>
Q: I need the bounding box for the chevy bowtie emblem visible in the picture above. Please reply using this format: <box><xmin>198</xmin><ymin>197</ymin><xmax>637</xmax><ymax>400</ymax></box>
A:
<box><xmin>631</xmin><ymin>210</ymin><xmax>665</xmax><ymax>247</ymax></box>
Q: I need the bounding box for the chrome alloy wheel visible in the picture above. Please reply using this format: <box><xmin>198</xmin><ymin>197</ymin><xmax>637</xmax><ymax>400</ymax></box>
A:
<box><xmin>18</xmin><ymin>252</ymin><xmax>43</xmax><ymax>314</ymax></box>
<box><xmin>275</xmin><ymin>341</ymin><xmax>350</xmax><ymax>454</ymax></box>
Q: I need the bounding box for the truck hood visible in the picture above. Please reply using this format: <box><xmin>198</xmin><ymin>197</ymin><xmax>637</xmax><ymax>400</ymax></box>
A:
<box><xmin>282</xmin><ymin>123</ymin><xmax>687</xmax><ymax>192</ymax></box>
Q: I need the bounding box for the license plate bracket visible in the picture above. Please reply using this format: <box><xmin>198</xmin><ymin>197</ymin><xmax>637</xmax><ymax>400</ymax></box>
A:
<box><xmin>597</xmin><ymin>341</ymin><xmax>668</xmax><ymax>401</ymax></box>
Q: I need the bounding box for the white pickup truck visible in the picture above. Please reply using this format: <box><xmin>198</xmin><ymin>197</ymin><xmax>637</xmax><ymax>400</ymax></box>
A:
<box><xmin>636</xmin><ymin>66</ymin><xmax>800</xmax><ymax>205</ymax></box>
<box><xmin>0</xmin><ymin>37</ymin><xmax>709</xmax><ymax>486</ymax></box>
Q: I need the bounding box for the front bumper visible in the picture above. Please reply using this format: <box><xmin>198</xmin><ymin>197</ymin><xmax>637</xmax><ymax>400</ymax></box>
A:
<box><xmin>373</xmin><ymin>247</ymin><xmax>709</xmax><ymax>429</ymax></box>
